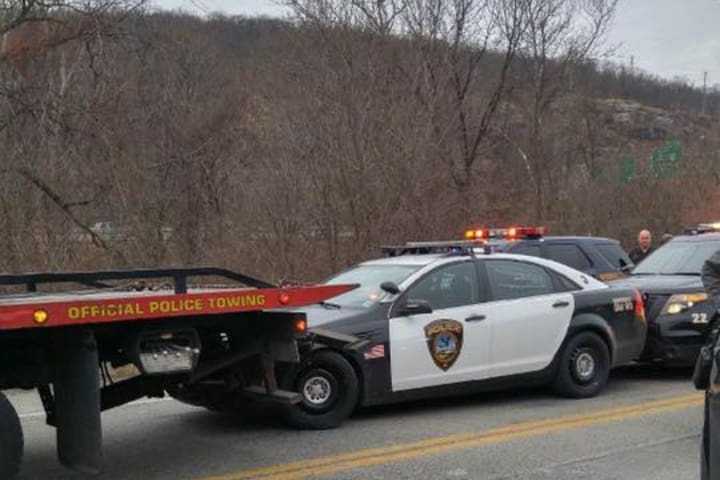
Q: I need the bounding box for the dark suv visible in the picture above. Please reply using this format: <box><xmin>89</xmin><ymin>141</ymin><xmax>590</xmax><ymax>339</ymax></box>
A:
<box><xmin>612</xmin><ymin>231</ymin><xmax>720</xmax><ymax>366</ymax></box>
<box><xmin>475</xmin><ymin>229</ymin><xmax>633</xmax><ymax>281</ymax></box>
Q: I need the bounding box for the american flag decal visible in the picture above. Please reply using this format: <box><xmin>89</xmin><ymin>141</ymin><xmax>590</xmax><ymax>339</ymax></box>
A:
<box><xmin>364</xmin><ymin>343</ymin><xmax>385</xmax><ymax>360</ymax></box>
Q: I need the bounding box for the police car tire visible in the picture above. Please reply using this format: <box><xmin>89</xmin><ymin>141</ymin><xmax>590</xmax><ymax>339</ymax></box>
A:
<box><xmin>0</xmin><ymin>392</ymin><xmax>23</xmax><ymax>479</ymax></box>
<box><xmin>553</xmin><ymin>332</ymin><xmax>610</xmax><ymax>399</ymax></box>
<box><xmin>281</xmin><ymin>350</ymin><xmax>359</xmax><ymax>430</ymax></box>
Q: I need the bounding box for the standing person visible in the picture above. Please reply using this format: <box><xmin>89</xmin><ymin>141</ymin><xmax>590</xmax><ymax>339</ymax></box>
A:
<box><xmin>629</xmin><ymin>229</ymin><xmax>654</xmax><ymax>264</ymax></box>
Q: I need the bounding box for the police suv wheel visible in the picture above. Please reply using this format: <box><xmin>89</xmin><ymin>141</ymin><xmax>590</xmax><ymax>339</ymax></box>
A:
<box><xmin>553</xmin><ymin>332</ymin><xmax>610</xmax><ymax>398</ymax></box>
<box><xmin>281</xmin><ymin>350</ymin><xmax>359</xmax><ymax>430</ymax></box>
<box><xmin>0</xmin><ymin>392</ymin><xmax>23</xmax><ymax>479</ymax></box>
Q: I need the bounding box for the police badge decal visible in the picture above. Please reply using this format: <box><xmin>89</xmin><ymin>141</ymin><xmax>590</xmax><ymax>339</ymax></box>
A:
<box><xmin>424</xmin><ymin>319</ymin><xmax>464</xmax><ymax>371</ymax></box>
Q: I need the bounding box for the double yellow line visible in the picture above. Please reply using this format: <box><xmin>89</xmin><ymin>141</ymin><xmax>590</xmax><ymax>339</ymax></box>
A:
<box><xmin>200</xmin><ymin>393</ymin><xmax>703</xmax><ymax>480</ymax></box>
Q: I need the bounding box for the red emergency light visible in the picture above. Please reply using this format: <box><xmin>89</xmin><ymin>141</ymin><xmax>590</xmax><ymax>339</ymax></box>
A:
<box><xmin>464</xmin><ymin>226</ymin><xmax>547</xmax><ymax>241</ymax></box>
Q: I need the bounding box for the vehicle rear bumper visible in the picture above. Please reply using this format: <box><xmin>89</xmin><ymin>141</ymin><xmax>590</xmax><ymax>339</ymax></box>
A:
<box><xmin>640</xmin><ymin>336</ymin><xmax>702</xmax><ymax>366</ymax></box>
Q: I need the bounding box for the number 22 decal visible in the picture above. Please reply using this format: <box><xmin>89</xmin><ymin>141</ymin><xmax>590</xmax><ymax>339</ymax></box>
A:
<box><xmin>692</xmin><ymin>313</ymin><xmax>709</xmax><ymax>324</ymax></box>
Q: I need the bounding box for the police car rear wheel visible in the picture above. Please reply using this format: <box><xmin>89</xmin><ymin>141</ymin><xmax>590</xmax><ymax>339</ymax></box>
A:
<box><xmin>0</xmin><ymin>392</ymin><xmax>23</xmax><ymax>479</ymax></box>
<box><xmin>553</xmin><ymin>332</ymin><xmax>610</xmax><ymax>398</ymax></box>
<box><xmin>281</xmin><ymin>350</ymin><xmax>359</xmax><ymax>430</ymax></box>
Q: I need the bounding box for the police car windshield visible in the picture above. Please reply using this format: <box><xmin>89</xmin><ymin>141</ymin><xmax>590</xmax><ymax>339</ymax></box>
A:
<box><xmin>633</xmin><ymin>240</ymin><xmax>720</xmax><ymax>275</ymax></box>
<box><xmin>324</xmin><ymin>264</ymin><xmax>421</xmax><ymax>307</ymax></box>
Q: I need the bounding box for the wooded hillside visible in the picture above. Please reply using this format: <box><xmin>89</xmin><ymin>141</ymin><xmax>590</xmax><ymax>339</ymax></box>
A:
<box><xmin>1</xmin><ymin>1</ymin><xmax>719</xmax><ymax>281</ymax></box>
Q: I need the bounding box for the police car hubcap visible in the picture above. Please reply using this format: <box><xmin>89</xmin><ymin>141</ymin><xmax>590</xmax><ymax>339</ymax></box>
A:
<box><xmin>303</xmin><ymin>376</ymin><xmax>332</xmax><ymax>405</ymax></box>
<box><xmin>575</xmin><ymin>352</ymin><xmax>596</xmax><ymax>380</ymax></box>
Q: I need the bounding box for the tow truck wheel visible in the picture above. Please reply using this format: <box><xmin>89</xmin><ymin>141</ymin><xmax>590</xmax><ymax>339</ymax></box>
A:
<box><xmin>0</xmin><ymin>392</ymin><xmax>23</xmax><ymax>479</ymax></box>
<box><xmin>281</xmin><ymin>350</ymin><xmax>359</xmax><ymax>430</ymax></box>
<box><xmin>553</xmin><ymin>332</ymin><xmax>610</xmax><ymax>399</ymax></box>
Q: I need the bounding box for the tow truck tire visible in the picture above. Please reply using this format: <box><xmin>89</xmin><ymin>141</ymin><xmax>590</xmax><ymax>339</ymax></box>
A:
<box><xmin>0</xmin><ymin>393</ymin><xmax>23</xmax><ymax>479</ymax></box>
<box><xmin>281</xmin><ymin>350</ymin><xmax>359</xmax><ymax>430</ymax></box>
<box><xmin>553</xmin><ymin>332</ymin><xmax>610</xmax><ymax>399</ymax></box>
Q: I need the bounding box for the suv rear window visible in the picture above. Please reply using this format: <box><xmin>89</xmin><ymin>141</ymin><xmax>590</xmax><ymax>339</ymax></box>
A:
<box><xmin>596</xmin><ymin>243</ymin><xmax>633</xmax><ymax>270</ymax></box>
<box><xmin>544</xmin><ymin>244</ymin><xmax>592</xmax><ymax>270</ymax></box>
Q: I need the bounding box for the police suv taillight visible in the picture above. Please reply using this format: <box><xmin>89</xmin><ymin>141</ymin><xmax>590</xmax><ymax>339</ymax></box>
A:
<box><xmin>633</xmin><ymin>289</ymin><xmax>646</xmax><ymax>323</ymax></box>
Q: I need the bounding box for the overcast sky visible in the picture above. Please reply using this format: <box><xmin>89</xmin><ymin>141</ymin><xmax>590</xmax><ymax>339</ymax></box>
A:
<box><xmin>153</xmin><ymin>0</ymin><xmax>720</xmax><ymax>87</ymax></box>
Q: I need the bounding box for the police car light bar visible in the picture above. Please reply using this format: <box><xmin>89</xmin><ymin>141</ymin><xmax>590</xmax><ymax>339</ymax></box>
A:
<box><xmin>381</xmin><ymin>241</ymin><xmax>487</xmax><ymax>257</ymax></box>
<box><xmin>683</xmin><ymin>222</ymin><xmax>720</xmax><ymax>235</ymax></box>
<box><xmin>464</xmin><ymin>226</ymin><xmax>547</xmax><ymax>241</ymax></box>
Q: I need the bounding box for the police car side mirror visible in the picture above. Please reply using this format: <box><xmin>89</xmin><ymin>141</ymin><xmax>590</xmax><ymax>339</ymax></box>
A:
<box><xmin>380</xmin><ymin>281</ymin><xmax>401</xmax><ymax>295</ymax></box>
<box><xmin>398</xmin><ymin>299</ymin><xmax>433</xmax><ymax>316</ymax></box>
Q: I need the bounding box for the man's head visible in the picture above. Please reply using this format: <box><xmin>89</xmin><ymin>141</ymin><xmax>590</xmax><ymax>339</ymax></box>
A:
<box><xmin>638</xmin><ymin>229</ymin><xmax>652</xmax><ymax>250</ymax></box>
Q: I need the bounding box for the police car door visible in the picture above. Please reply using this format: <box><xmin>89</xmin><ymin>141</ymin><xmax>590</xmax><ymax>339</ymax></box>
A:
<box><xmin>389</xmin><ymin>260</ymin><xmax>492</xmax><ymax>392</ymax></box>
<box><xmin>480</xmin><ymin>259</ymin><xmax>574</xmax><ymax>377</ymax></box>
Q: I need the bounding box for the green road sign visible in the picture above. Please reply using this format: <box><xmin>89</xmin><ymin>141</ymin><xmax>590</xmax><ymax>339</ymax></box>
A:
<box><xmin>619</xmin><ymin>156</ymin><xmax>636</xmax><ymax>184</ymax></box>
<box><xmin>650</xmin><ymin>139</ymin><xmax>681</xmax><ymax>179</ymax></box>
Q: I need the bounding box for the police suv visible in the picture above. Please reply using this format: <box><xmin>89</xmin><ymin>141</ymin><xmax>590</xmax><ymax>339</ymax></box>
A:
<box><xmin>613</xmin><ymin>224</ymin><xmax>720</xmax><ymax>366</ymax></box>
<box><xmin>272</xmin><ymin>242</ymin><xmax>647</xmax><ymax>429</ymax></box>
<box><xmin>465</xmin><ymin>227</ymin><xmax>633</xmax><ymax>281</ymax></box>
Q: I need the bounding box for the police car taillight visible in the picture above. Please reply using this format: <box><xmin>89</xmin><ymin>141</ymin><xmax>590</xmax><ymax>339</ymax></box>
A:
<box><xmin>633</xmin><ymin>289</ymin><xmax>646</xmax><ymax>323</ymax></box>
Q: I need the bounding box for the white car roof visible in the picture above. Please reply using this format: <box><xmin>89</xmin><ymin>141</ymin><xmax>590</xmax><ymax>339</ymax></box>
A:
<box><xmin>360</xmin><ymin>252</ymin><xmax>606</xmax><ymax>291</ymax></box>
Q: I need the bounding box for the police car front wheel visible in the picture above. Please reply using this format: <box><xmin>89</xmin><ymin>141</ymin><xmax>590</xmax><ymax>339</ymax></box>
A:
<box><xmin>553</xmin><ymin>332</ymin><xmax>610</xmax><ymax>399</ymax></box>
<box><xmin>281</xmin><ymin>350</ymin><xmax>359</xmax><ymax>430</ymax></box>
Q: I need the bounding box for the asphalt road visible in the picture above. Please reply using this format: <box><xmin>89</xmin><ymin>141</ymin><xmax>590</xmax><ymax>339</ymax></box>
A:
<box><xmin>9</xmin><ymin>365</ymin><xmax>705</xmax><ymax>480</ymax></box>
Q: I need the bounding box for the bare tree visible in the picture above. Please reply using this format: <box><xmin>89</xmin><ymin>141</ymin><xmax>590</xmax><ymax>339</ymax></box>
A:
<box><xmin>398</xmin><ymin>0</ymin><xmax>528</xmax><ymax>189</ymax></box>
<box><xmin>501</xmin><ymin>0</ymin><xmax>618</xmax><ymax>220</ymax></box>
<box><xmin>0</xmin><ymin>10</ymin><xmax>715</xmax><ymax>279</ymax></box>
<box><xmin>0</xmin><ymin>0</ymin><xmax>147</xmax><ymax>270</ymax></box>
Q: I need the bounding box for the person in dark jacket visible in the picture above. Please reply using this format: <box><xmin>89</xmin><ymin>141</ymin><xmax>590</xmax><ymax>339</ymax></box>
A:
<box><xmin>628</xmin><ymin>229</ymin><xmax>654</xmax><ymax>264</ymax></box>
<box><xmin>703</xmin><ymin>251</ymin><xmax>720</xmax><ymax>309</ymax></box>
<box><xmin>700</xmin><ymin>251</ymin><xmax>720</xmax><ymax>479</ymax></box>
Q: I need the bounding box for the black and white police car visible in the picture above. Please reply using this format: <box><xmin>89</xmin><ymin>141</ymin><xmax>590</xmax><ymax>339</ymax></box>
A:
<box><xmin>272</xmin><ymin>241</ymin><xmax>647</xmax><ymax>429</ymax></box>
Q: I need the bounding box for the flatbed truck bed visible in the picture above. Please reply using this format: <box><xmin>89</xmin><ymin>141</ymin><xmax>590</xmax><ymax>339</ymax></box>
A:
<box><xmin>0</xmin><ymin>267</ymin><xmax>356</xmax><ymax>479</ymax></box>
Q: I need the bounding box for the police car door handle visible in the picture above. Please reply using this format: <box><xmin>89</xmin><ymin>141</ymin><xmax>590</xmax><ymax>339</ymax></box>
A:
<box><xmin>466</xmin><ymin>314</ymin><xmax>486</xmax><ymax>322</ymax></box>
<box><xmin>553</xmin><ymin>301</ymin><xmax>570</xmax><ymax>308</ymax></box>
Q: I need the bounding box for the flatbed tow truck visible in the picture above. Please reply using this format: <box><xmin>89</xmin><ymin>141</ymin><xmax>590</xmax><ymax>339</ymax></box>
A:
<box><xmin>0</xmin><ymin>268</ymin><xmax>357</xmax><ymax>479</ymax></box>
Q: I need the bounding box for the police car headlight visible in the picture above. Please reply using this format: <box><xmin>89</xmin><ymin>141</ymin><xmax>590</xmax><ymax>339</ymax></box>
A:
<box><xmin>661</xmin><ymin>293</ymin><xmax>708</xmax><ymax>315</ymax></box>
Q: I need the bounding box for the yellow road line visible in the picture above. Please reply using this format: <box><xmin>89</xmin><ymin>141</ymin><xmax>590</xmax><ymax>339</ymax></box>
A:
<box><xmin>199</xmin><ymin>392</ymin><xmax>703</xmax><ymax>480</ymax></box>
